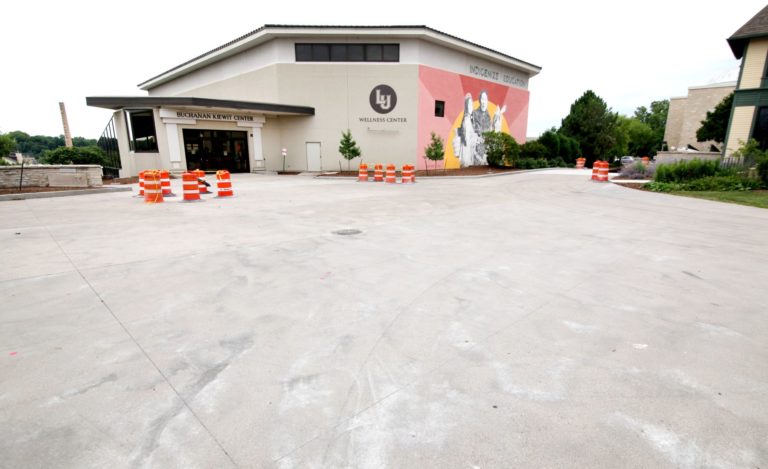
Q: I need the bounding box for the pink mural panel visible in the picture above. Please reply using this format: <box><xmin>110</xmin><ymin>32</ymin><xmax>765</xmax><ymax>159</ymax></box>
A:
<box><xmin>417</xmin><ymin>65</ymin><xmax>530</xmax><ymax>170</ymax></box>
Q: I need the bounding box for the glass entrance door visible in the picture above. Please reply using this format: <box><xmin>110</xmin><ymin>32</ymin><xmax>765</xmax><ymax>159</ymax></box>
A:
<box><xmin>183</xmin><ymin>129</ymin><xmax>250</xmax><ymax>173</ymax></box>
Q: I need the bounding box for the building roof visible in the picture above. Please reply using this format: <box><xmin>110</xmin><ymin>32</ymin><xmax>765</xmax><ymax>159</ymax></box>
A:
<box><xmin>728</xmin><ymin>5</ymin><xmax>768</xmax><ymax>59</ymax></box>
<box><xmin>138</xmin><ymin>25</ymin><xmax>542</xmax><ymax>91</ymax></box>
<box><xmin>85</xmin><ymin>96</ymin><xmax>314</xmax><ymax>116</ymax></box>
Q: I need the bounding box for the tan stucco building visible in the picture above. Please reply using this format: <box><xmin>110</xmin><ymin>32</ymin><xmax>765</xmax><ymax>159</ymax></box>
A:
<box><xmin>724</xmin><ymin>6</ymin><xmax>768</xmax><ymax>156</ymax></box>
<box><xmin>664</xmin><ymin>82</ymin><xmax>735</xmax><ymax>152</ymax></box>
<box><xmin>88</xmin><ymin>26</ymin><xmax>540</xmax><ymax>177</ymax></box>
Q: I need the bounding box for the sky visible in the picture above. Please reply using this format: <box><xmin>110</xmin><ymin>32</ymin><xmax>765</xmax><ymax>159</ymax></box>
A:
<box><xmin>1</xmin><ymin>0</ymin><xmax>764</xmax><ymax>140</ymax></box>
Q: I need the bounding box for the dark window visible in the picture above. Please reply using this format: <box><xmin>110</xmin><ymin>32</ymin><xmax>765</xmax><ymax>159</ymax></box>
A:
<box><xmin>295</xmin><ymin>43</ymin><xmax>400</xmax><ymax>62</ymax></box>
<box><xmin>366</xmin><ymin>44</ymin><xmax>383</xmax><ymax>61</ymax></box>
<box><xmin>330</xmin><ymin>44</ymin><xmax>347</xmax><ymax>61</ymax></box>
<box><xmin>435</xmin><ymin>100</ymin><xmax>445</xmax><ymax>117</ymax></box>
<box><xmin>311</xmin><ymin>44</ymin><xmax>330</xmax><ymax>61</ymax></box>
<box><xmin>752</xmin><ymin>106</ymin><xmax>768</xmax><ymax>150</ymax></box>
<box><xmin>125</xmin><ymin>109</ymin><xmax>157</xmax><ymax>152</ymax></box>
<box><xmin>382</xmin><ymin>44</ymin><xmax>399</xmax><ymax>62</ymax></box>
<box><xmin>295</xmin><ymin>44</ymin><xmax>312</xmax><ymax>61</ymax></box>
<box><xmin>348</xmin><ymin>44</ymin><xmax>364</xmax><ymax>61</ymax></box>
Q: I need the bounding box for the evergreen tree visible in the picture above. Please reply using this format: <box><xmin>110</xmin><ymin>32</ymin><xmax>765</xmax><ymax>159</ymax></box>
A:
<box><xmin>560</xmin><ymin>90</ymin><xmax>618</xmax><ymax>165</ymax></box>
<box><xmin>338</xmin><ymin>129</ymin><xmax>361</xmax><ymax>171</ymax></box>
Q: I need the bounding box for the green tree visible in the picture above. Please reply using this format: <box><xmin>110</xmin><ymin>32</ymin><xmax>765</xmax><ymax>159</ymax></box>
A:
<box><xmin>338</xmin><ymin>129</ymin><xmax>361</xmax><ymax>171</ymax></box>
<box><xmin>557</xmin><ymin>133</ymin><xmax>581</xmax><ymax>163</ymax></box>
<box><xmin>537</xmin><ymin>128</ymin><xmax>560</xmax><ymax>158</ymax></box>
<box><xmin>0</xmin><ymin>133</ymin><xmax>16</xmax><ymax>158</ymax></box>
<box><xmin>482</xmin><ymin>131</ymin><xmax>520</xmax><ymax>167</ymax></box>
<box><xmin>520</xmin><ymin>141</ymin><xmax>548</xmax><ymax>159</ymax></box>
<box><xmin>40</xmin><ymin>146</ymin><xmax>106</xmax><ymax>166</ymax></box>
<box><xmin>560</xmin><ymin>90</ymin><xmax>618</xmax><ymax>165</ymax></box>
<box><xmin>696</xmin><ymin>92</ymin><xmax>734</xmax><ymax>144</ymax></box>
<box><xmin>424</xmin><ymin>132</ymin><xmax>445</xmax><ymax>173</ymax></box>
<box><xmin>634</xmin><ymin>99</ymin><xmax>668</xmax><ymax>154</ymax></box>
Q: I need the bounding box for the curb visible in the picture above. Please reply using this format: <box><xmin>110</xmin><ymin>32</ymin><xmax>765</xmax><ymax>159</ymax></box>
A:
<box><xmin>0</xmin><ymin>186</ymin><xmax>133</xmax><ymax>201</ymax></box>
<box><xmin>314</xmin><ymin>167</ymin><xmax>578</xmax><ymax>180</ymax></box>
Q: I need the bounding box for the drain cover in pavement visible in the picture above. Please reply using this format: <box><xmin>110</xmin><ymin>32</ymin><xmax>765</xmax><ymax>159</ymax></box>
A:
<box><xmin>333</xmin><ymin>229</ymin><xmax>362</xmax><ymax>236</ymax></box>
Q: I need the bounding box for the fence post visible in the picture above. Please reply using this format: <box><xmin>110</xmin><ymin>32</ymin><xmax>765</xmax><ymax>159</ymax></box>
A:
<box><xmin>18</xmin><ymin>160</ymin><xmax>24</xmax><ymax>193</ymax></box>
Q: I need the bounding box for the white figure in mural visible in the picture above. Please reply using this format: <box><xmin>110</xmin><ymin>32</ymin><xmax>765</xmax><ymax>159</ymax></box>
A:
<box><xmin>453</xmin><ymin>93</ymin><xmax>478</xmax><ymax>168</ymax></box>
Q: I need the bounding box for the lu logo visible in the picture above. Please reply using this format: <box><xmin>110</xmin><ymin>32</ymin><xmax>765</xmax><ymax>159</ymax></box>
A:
<box><xmin>375</xmin><ymin>89</ymin><xmax>392</xmax><ymax>110</ymax></box>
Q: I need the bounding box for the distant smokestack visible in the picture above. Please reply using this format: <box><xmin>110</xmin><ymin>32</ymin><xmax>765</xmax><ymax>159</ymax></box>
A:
<box><xmin>59</xmin><ymin>102</ymin><xmax>73</xmax><ymax>148</ymax></box>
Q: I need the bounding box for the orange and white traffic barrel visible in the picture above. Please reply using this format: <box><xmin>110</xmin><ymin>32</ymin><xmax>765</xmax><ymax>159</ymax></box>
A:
<box><xmin>641</xmin><ymin>156</ymin><xmax>649</xmax><ymax>165</ymax></box>
<box><xmin>576</xmin><ymin>157</ymin><xmax>585</xmax><ymax>169</ymax></box>
<box><xmin>160</xmin><ymin>170</ymin><xmax>173</xmax><ymax>196</ymax></box>
<box><xmin>374</xmin><ymin>164</ymin><xmax>384</xmax><ymax>182</ymax></box>
<box><xmin>138</xmin><ymin>171</ymin><xmax>145</xmax><ymax>197</ymax></box>
<box><xmin>194</xmin><ymin>169</ymin><xmax>211</xmax><ymax>194</ymax></box>
<box><xmin>143</xmin><ymin>170</ymin><xmax>164</xmax><ymax>203</ymax></box>
<box><xmin>401</xmin><ymin>165</ymin><xmax>413</xmax><ymax>184</ymax></box>
<box><xmin>591</xmin><ymin>162</ymin><xmax>599</xmax><ymax>181</ymax></box>
<box><xmin>385</xmin><ymin>164</ymin><xmax>396</xmax><ymax>184</ymax></box>
<box><xmin>181</xmin><ymin>172</ymin><xmax>201</xmax><ymax>202</ymax></box>
<box><xmin>358</xmin><ymin>164</ymin><xmax>368</xmax><ymax>182</ymax></box>
<box><xmin>216</xmin><ymin>170</ymin><xmax>234</xmax><ymax>197</ymax></box>
<box><xmin>598</xmin><ymin>161</ymin><xmax>609</xmax><ymax>182</ymax></box>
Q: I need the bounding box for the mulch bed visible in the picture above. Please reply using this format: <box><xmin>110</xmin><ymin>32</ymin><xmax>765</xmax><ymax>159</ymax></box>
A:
<box><xmin>0</xmin><ymin>186</ymin><xmax>110</xmax><ymax>195</ymax></box>
<box><xmin>319</xmin><ymin>166</ymin><xmax>524</xmax><ymax>177</ymax></box>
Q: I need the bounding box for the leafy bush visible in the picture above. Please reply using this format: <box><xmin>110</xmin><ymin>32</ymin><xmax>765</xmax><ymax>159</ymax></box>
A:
<box><xmin>645</xmin><ymin>175</ymin><xmax>760</xmax><ymax>192</ymax></box>
<box><xmin>520</xmin><ymin>141</ymin><xmax>549</xmax><ymax>160</ymax></box>
<box><xmin>619</xmin><ymin>161</ymin><xmax>655</xmax><ymax>179</ymax></box>
<box><xmin>550</xmin><ymin>156</ymin><xmax>568</xmax><ymax>167</ymax></box>
<box><xmin>516</xmin><ymin>158</ymin><xmax>551</xmax><ymax>169</ymax></box>
<box><xmin>41</xmin><ymin>146</ymin><xmax>106</xmax><ymax>166</ymax></box>
<box><xmin>483</xmin><ymin>132</ymin><xmax>520</xmax><ymax>167</ymax></box>
<box><xmin>731</xmin><ymin>139</ymin><xmax>768</xmax><ymax>188</ymax></box>
<box><xmin>654</xmin><ymin>159</ymin><xmax>725</xmax><ymax>183</ymax></box>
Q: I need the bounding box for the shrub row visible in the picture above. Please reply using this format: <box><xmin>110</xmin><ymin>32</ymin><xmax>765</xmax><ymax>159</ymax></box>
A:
<box><xmin>645</xmin><ymin>175</ymin><xmax>762</xmax><ymax>192</ymax></box>
<box><xmin>654</xmin><ymin>159</ymin><xmax>728</xmax><ymax>183</ymax></box>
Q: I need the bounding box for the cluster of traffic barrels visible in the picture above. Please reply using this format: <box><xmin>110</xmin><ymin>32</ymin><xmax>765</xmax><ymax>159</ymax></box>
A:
<box><xmin>138</xmin><ymin>169</ymin><xmax>234</xmax><ymax>203</ymax></box>
<box><xmin>357</xmin><ymin>164</ymin><xmax>416</xmax><ymax>184</ymax></box>
<box><xmin>591</xmin><ymin>161</ymin><xmax>610</xmax><ymax>182</ymax></box>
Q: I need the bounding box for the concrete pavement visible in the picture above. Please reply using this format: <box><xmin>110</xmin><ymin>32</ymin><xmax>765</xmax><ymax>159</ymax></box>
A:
<box><xmin>1</xmin><ymin>170</ymin><xmax>767</xmax><ymax>468</ymax></box>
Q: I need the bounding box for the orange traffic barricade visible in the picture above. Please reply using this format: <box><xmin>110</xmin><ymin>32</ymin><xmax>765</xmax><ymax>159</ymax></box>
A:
<box><xmin>374</xmin><ymin>164</ymin><xmax>384</xmax><ymax>182</ymax></box>
<box><xmin>216</xmin><ymin>170</ymin><xmax>234</xmax><ymax>197</ymax></box>
<box><xmin>576</xmin><ymin>157</ymin><xmax>586</xmax><ymax>169</ymax></box>
<box><xmin>358</xmin><ymin>164</ymin><xmax>368</xmax><ymax>182</ymax></box>
<box><xmin>138</xmin><ymin>170</ymin><xmax>145</xmax><ymax>197</ymax></box>
<box><xmin>181</xmin><ymin>172</ymin><xmax>201</xmax><ymax>202</ymax></box>
<box><xmin>385</xmin><ymin>164</ymin><xmax>396</xmax><ymax>184</ymax></box>
<box><xmin>194</xmin><ymin>169</ymin><xmax>211</xmax><ymax>194</ymax></box>
<box><xmin>143</xmin><ymin>170</ymin><xmax>163</xmax><ymax>203</ymax></box>
<box><xmin>401</xmin><ymin>165</ymin><xmax>414</xmax><ymax>183</ymax></box>
<box><xmin>598</xmin><ymin>161</ymin><xmax>609</xmax><ymax>182</ymax></box>
<box><xmin>160</xmin><ymin>170</ymin><xmax>173</xmax><ymax>196</ymax></box>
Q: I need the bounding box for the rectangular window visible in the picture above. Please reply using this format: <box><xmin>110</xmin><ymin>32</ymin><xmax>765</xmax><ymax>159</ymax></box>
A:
<box><xmin>311</xmin><ymin>44</ymin><xmax>330</xmax><ymax>61</ymax></box>
<box><xmin>365</xmin><ymin>44</ymin><xmax>383</xmax><ymax>61</ymax></box>
<box><xmin>347</xmin><ymin>44</ymin><xmax>364</xmax><ymax>61</ymax></box>
<box><xmin>125</xmin><ymin>109</ymin><xmax>158</xmax><ymax>152</ymax></box>
<box><xmin>295</xmin><ymin>43</ymin><xmax>399</xmax><ymax>62</ymax></box>
<box><xmin>435</xmin><ymin>100</ymin><xmax>445</xmax><ymax>117</ymax></box>
<box><xmin>752</xmin><ymin>106</ymin><xmax>768</xmax><ymax>150</ymax></box>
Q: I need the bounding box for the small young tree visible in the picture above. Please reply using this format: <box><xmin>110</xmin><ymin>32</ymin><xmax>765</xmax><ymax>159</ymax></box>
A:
<box><xmin>338</xmin><ymin>129</ymin><xmax>361</xmax><ymax>171</ymax></box>
<box><xmin>697</xmin><ymin>92</ymin><xmax>734</xmax><ymax>144</ymax></box>
<box><xmin>424</xmin><ymin>132</ymin><xmax>445</xmax><ymax>174</ymax></box>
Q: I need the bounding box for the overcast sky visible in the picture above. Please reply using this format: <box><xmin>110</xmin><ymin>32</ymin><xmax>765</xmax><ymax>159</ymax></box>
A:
<box><xmin>1</xmin><ymin>1</ymin><xmax>764</xmax><ymax>140</ymax></box>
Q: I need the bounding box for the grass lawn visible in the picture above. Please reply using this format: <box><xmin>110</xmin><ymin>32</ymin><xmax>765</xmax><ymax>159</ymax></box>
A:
<box><xmin>669</xmin><ymin>190</ymin><xmax>768</xmax><ymax>209</ymax></box>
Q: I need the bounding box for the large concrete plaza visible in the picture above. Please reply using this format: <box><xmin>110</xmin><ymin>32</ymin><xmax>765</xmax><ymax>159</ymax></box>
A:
<box><xmin>1</xmin><ymin>170</ymin><xmax>767</xmax><ymax>468</ymax></box>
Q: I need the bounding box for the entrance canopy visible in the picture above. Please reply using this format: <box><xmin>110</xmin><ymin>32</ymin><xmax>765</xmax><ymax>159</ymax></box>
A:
<box><xmin>86</xmin><ymin>96</ymin><xmax>314</xmax><ymax>116</ymax></box>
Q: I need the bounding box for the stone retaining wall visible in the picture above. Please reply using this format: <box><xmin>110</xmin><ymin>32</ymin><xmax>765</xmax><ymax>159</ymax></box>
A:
<box><xmin>655</xmin><ymin>151</ymin><xmax>721</xmax><ymax>165</ymax></box>
<box><xmin>0</xmin><ymin>165</ymin><xmax>103</xmax><ymax>188</ymax></box>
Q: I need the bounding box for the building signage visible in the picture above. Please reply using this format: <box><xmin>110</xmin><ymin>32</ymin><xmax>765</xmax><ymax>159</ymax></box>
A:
<box><xmin>175</xmin><ymin>111</ymin><xmax>255</xmax><ymax>122</ymax></box>
<box><xmin>369</xmin><ymin>84</ymin><xmax>397</xmax><ymax>114</ymax></box>
<box><xmin>468</xmin><ymin>64</ymin><xmax>527</xmax><ymax>89</ymax></box>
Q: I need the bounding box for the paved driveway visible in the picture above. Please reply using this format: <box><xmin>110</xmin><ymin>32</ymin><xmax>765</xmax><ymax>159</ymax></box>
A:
<box><xmin>1</xmin><ymin>170</ymin><xmax>767</xmax><ymax>468</ymax></box>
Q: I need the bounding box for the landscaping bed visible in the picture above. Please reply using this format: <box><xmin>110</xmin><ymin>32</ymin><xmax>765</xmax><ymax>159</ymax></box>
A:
<box><xmin>319</xmin><ymin>166</ymin><xmax>525</xmax><ymax>177</ymax></box>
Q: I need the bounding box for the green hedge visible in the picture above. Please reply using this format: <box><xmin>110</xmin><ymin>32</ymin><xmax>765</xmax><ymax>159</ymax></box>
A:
<box><xmin>654</xmin><ymin>159</ymin><xmax>726</xmax><ymax>183</ymax></box>
<box><xmin>646</xmin><ymin>175</ymin><xmax>761</xmax><ymax>192</ymax></box>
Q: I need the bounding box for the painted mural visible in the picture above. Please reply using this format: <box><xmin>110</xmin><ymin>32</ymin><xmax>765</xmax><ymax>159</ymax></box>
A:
<box><xmin>418</xmin><ymin>65</ymin><xmax>529</xmax><ymax>170</ymax></box>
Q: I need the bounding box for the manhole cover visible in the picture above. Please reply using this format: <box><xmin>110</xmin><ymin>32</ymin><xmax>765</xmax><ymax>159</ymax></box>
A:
<box><xmin>333</xmin><ymin>229</ymin><xmax>362</xmax><ymax>236</ymax></box>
